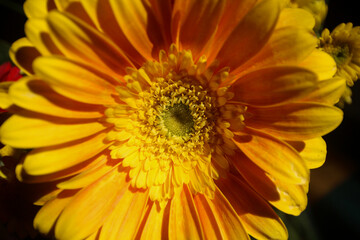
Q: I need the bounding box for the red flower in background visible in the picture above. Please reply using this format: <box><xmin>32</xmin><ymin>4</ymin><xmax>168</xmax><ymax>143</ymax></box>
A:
<box><xmin>0</xmin><ymin>62</ymin><xmax>22</xmax><ymax>113</ymax></box>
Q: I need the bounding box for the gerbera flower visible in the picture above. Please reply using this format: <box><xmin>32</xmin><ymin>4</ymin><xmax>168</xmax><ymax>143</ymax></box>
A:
<box><xmin>0</xmin><ymin>0</ymin><xmax>344</xmax><ymax>239</ymax></box>
<box><xmin>319</xmin><ymin>22</ymin><xmax>360</xmax><ymax>106</ymax></box>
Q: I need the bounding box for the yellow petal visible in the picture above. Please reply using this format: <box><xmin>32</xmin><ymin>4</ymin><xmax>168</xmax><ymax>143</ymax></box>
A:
<box><xmin>299</xmin><ymin>49</ymin><xmax>337</xmax><ymax>80</ymax></box>
<box><xmin>9</xmin><ymin>77</ymin><xmax>104</xmax><ymax>119</ymax></box>
<box><xmin>22</xmin><ymin>132</ymin><xmax>110</xmax><ymax>175</ymax></box>
<box><xmin>33</xmin><ymin>56</ymin><xmax>119</xmax><ymax>105</ymax></box>
<box><xmin>55</xmin><ymin>168</ymin><xmax>127</xmax><ymax>239</ymax></box>
<box><xmin>303</xmin><ymin>77</ymin><xmax>346</xmax><ymax>104</ymax></box>
<box><xmin>99</xmin><ymin>188</ymin><xmax>149</xmax><ymax>240</ymax></box>
<box><xmin>46</xmin><ymin>10</ymin><xmax>134</xmax><ymax>78</ymax></box>
<box><xmin>109</xmin><ymin>0</ymin><xmax>165</xmax><ymax>60</ymax></box>
<box><xmin>231</xmin><ymin>66</ymin><xmax>317</xmax><ymax>106</ymax></box>
<box><xmin>0</xmin><ymin>82</ymin><xmax>14</xmax><ymax>110</ymax></box>
<box><xmin>0</xmin><ymin>115</ymin><xmax>107</xmax><ymax>148</ymax></box>
<box><xmin>172</xmin><ymin>0</ymin><xmax>225</xmax><ymax>59</ymax></box>
<box><xmin>9</xmin><ymin>38</ymin><xmax>40</xmax><ymax>75</ymax></box>
<box><xmin>233</xmin><ymin>127</ymin><xmax>309</xmax><ymax>184</ymax></box>
<box><xmin>23</xmin><ymin>0</ymin><xmax>55</xmax><ymax>19</ymax></box>
<box><xmin>288</xmin><ymin>137</ymin><xmax>327</xmax><ymax>169</ymax></box>
<box><xmin>25</xmin><ymin>18</ymin><xmax>62</xmax><ymax>56</ymax></box>
<box><xmin>216</xmin><ymin>0</ymin><xmax>280</xmax><ymax>70</ymax></box>
<box><xmin>276</xmin><ymin>8</ymin><xmax>315</xmax><ymax>30</ymax></box>
<box><xmin>169</xmin><ymin>185</ymin><xmax>204</xmax><ymax>240</ymax></box>
<box><xmin>246</xmin><ymin>102</ymin><xmax>344</xmax><ymax>140</ymax></box>
<box><xmin>34</xmin><ymin>189</ymin><xmax>79</xmax><ymax>235</ymax></box>
<box><xmin>216</xmin><ymin>175</ymin><xmax>288</xmax><ymax>240</ymax></box>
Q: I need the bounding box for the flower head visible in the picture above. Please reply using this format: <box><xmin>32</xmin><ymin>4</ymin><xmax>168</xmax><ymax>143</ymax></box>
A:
<box><xmin>0</xmin><ymin>0</ymin><xmax>344</xmax><ymax>239</ymax></box>
<box><xmin>320</xmin><ymin>22</ymin><xmax>360</xmax><ymax>106</ymax></box>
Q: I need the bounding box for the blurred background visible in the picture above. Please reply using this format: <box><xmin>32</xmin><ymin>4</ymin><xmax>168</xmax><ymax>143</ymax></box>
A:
<box><xmin>0</xmin><ymin>0</ymin><xmax>359</xmax><ymax>239</ymax></box>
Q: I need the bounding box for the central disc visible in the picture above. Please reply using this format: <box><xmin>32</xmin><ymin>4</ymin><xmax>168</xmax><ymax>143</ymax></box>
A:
<box><xmin>162</xmin><ymin>103</ymin><xmax>194</xmax><ymax>136</ymax></box>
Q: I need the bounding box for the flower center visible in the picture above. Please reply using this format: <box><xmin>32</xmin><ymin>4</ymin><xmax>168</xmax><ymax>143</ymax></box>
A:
<box><xmin>105</xmin><ymin>44</ymin><xmax>244</xmax><ymax>204</ymax></box>
<box><xmin>161</xmin><ymin>103</ymin><xmax>194</xmax><ymax>137</ymax></box>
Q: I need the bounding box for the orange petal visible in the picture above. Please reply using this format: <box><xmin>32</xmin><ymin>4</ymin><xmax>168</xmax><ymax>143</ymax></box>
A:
<box><xmin>169</xmin><ymin>185</ymin><xmax>204</xmax><ymax>239</ymax></box>
<box><xmin>231</xmin><ymin>66</ymin><xmax>317</xmax><ymax>106</ymax></box>
<box><xmin>246</xmin><ymin>102</ymin><xmax>344</xmax><ymax>140</ymax></box>
<box><xmin>172</xmin><ymin>0</ymin><xmax>225</xmax><ymax>59</ymax></box>
<box><xmin>99</xmin><ymin>188</ymin><xmax>149</xmax><ymax>240</ymax></box>
<box><xmin>109</xmin><ymin>0</ymin><xmax>165</xmax><ymax>60</ymax></box>
<box><xmin>0</xmin><ymin>114</ymin><xmax>107</xmax><ymax>148</ymax></box>
<box><xmin>216</xmin><ymin>0</ymin><xmax>280</xmax><ymax>70</ymax></box>
<box><xmin>34</xmin><ymin>189</ymin><xmax>79</xmax><ymax>235</ymax></box>
<box><xmin>33</xmin><ymin>56</ymin><xmax>119</xmax><ymax>105</ymax></box>
<box><xmin>288</xmin><ymin>137</ymin><xmax>327</xmax><ymax>169</ymax></box>
<box><xmin>22</xmin><ymin>131</ymin><xmax>110</xmax><ymax>175</ymax></box>
<box><xmin>233</xmin><ymin>27</ymin><xmax>317</xmax><ymax>77</ymax></box>
<box><xmin>233</xmin><ymin>127</ymin><xmax>309</xmax><ymax>184</ymax></box>
<box><xmin>46</xmin><ymin>10</ymin><xmax>134</xmax><ymax>77</ymax></box>
<box><xmin>9</xmin><ymin>77</ymin><xmax>104</xmax><ymax>119</ymax></box>
<box><xmin>54</xmin><ymin>168</ymin><xmax>127</xmax><ymax>239</ymax></box>
<box><xmin>137</xmin><ymin>202</ymin><xmax>170</xmax><ymax>239</ymax></box>
<box><xmin>81</xmin><ymin>0</ymin><xmax>146</xmax><ymax>66</ymax></box>
<box><xmin>9</xmin><ymin>38</ymin><xmax>40</xmax><ymax>75</ymax></box>
<box><xmin>216</xmin><ymin>176</ymin><xmax>288</xmax><ymax>240</ymax></box>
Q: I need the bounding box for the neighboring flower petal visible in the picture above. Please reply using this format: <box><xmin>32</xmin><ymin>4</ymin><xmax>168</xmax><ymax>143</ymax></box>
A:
<box><xmin>246</xmin><ymin>102</ymin><xmax>343</xmax><ymax>140</ymax></box>
<box><xmin>22</xmin><ymin>132</ymin><xmax>110</xmax><ymax>175</ymax></box>
<box><xmin>216</xmin><ymin>175</ymin><xmax>288</xmax><ymax>240</ymax></box>
<box><xmin>233</xmin><ymin>127</ymin><xmax>309</xmax><ymax>184</ymax></box>
<box><xmin>231</xmin><ymin>66</ymin><xmax>317</xmax><ymax>106</ymax></box>
<box><xmin>169</xmin><ymin>185</ymin><xmax>204</xmax><ymax>239</ymax></box>
<box><xmin>216</xmin><ymin>0</ymin><xmax>280</xmax><ymax>70</ymax></box>
<box><xmin>0</xmin><ymin>115</ymin><xmax>107</xmax><ymax>148</ymax></box>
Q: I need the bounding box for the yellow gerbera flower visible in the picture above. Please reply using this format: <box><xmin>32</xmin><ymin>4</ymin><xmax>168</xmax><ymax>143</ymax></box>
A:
<box><xmin>319</xmin><ymin>22</ymin><xmax>360</xmax><ymax>106</ymax></box>
<box><xmin>0</xmin><ymin>0</ymin><xmax>344</xmax><ymax>239</ymax></box>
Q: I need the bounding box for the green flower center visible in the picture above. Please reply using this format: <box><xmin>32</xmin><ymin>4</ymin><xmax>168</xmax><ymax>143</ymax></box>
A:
<box><xmin>161</xmin><ymin>103</ymin><xmax>194</xmax><ymax>137</ymax></box>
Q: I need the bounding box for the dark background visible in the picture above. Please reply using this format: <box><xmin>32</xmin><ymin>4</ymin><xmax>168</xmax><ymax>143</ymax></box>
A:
<box><xmin>0</xmin><ymin>0</ymin><xmax>359</xmax><ymax>239</ymax></box>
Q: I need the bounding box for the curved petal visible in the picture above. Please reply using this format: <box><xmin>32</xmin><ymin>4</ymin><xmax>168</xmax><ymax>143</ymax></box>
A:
<box><xmin>216</xmin><ymin>175</ymin><xmax>288</xmax><ymax>240</ymax></box>
<box><xmin>24</xmin><ymin>0</ymin><xmax>56</xmax><ymax>19</ymax></box>
<box><xmin>299</xmin><ymin>49</ymin><xmax>337</xmax><ymax>80</ymax></box>
<box><xmin>288</xmin><ymin>137</ymin><xmax>327</xmax><ymax>169</ymax></box>
<box><xmin>22</xmin><ymin>131</ymin><xmax>110</xmax><ymax>175</ymax></box>
<box><xmin>55</xmin><ymin>168</ymin><xmax>127</xmax><ymax>239</ymax></box>
<box><xmin>0</xmin><ymin>115</ymin><xmax>107</xmax><ymax>148</ymax></box>
<box><xmin>25</xmin><ymin>18</ymin><xmax>63</xmax><ymax>56</ymax></box>
<box><xmin>172</xmin><ymin>0</ymin><xmax>225</xmax><ymax>59</ymax></box>
<box><xmin>9</xmin><ymin>78</ymin><xmax>104</xmax><ymax>119</ymax></box>
<box><xmin>216</xmin><ymin>0</ymin><xmax>280</xmax><ymax>70</ymax></box>
<box><xmin>34</xmin><ymin>189</ymin><xmax>79</xmax><ymax>235</ymax></box>
<box><xmin>231</xmin><ymin>66</ymin><xmax>317</xmax><ymax>106</ymax></box>
<box><xmin>276</xmin><ymin>8</ymin><xmax>315</xmax><ymax>30</ymax></box>
<box><xmin>246</xmin><ymin>102</ymin><xmax>344</xmax><ymax>140</ymax></box>
<box><xmin>169</xmin><ymin>185</ymin><xmax>204</xmax><ymax>240</ymax></box>
<box><xmin>0</xmin><ymin>82</ymin><xmax>13</xmax><ymax>110</ymax></box>
<box><xmin>233</xmin><ymin>127</ymin><xmax>309</xmax><ymax>184</ymax></box>
<box><xmin>109</xmin><ymin>0</ymin><xmax>166</xmax><ymax>60</ymax></box>
<box><xmin>46</xmin><ymin>10</ymin><xmax>134</xmax><ymax>78</ymax></box>
<box><xmin>9</xmin><ymin>38</ymin><xmax>40</xmax><ymax>75</ymax></box>
<box><xmin>33</xmin><ymin>56</ymin><xmax>119</xmax><ymax>105</ymax></box>
<box><xmin>303</xmin><ymin>77</ymin><xmax>346</xmax><ymax>104</ymax></box>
